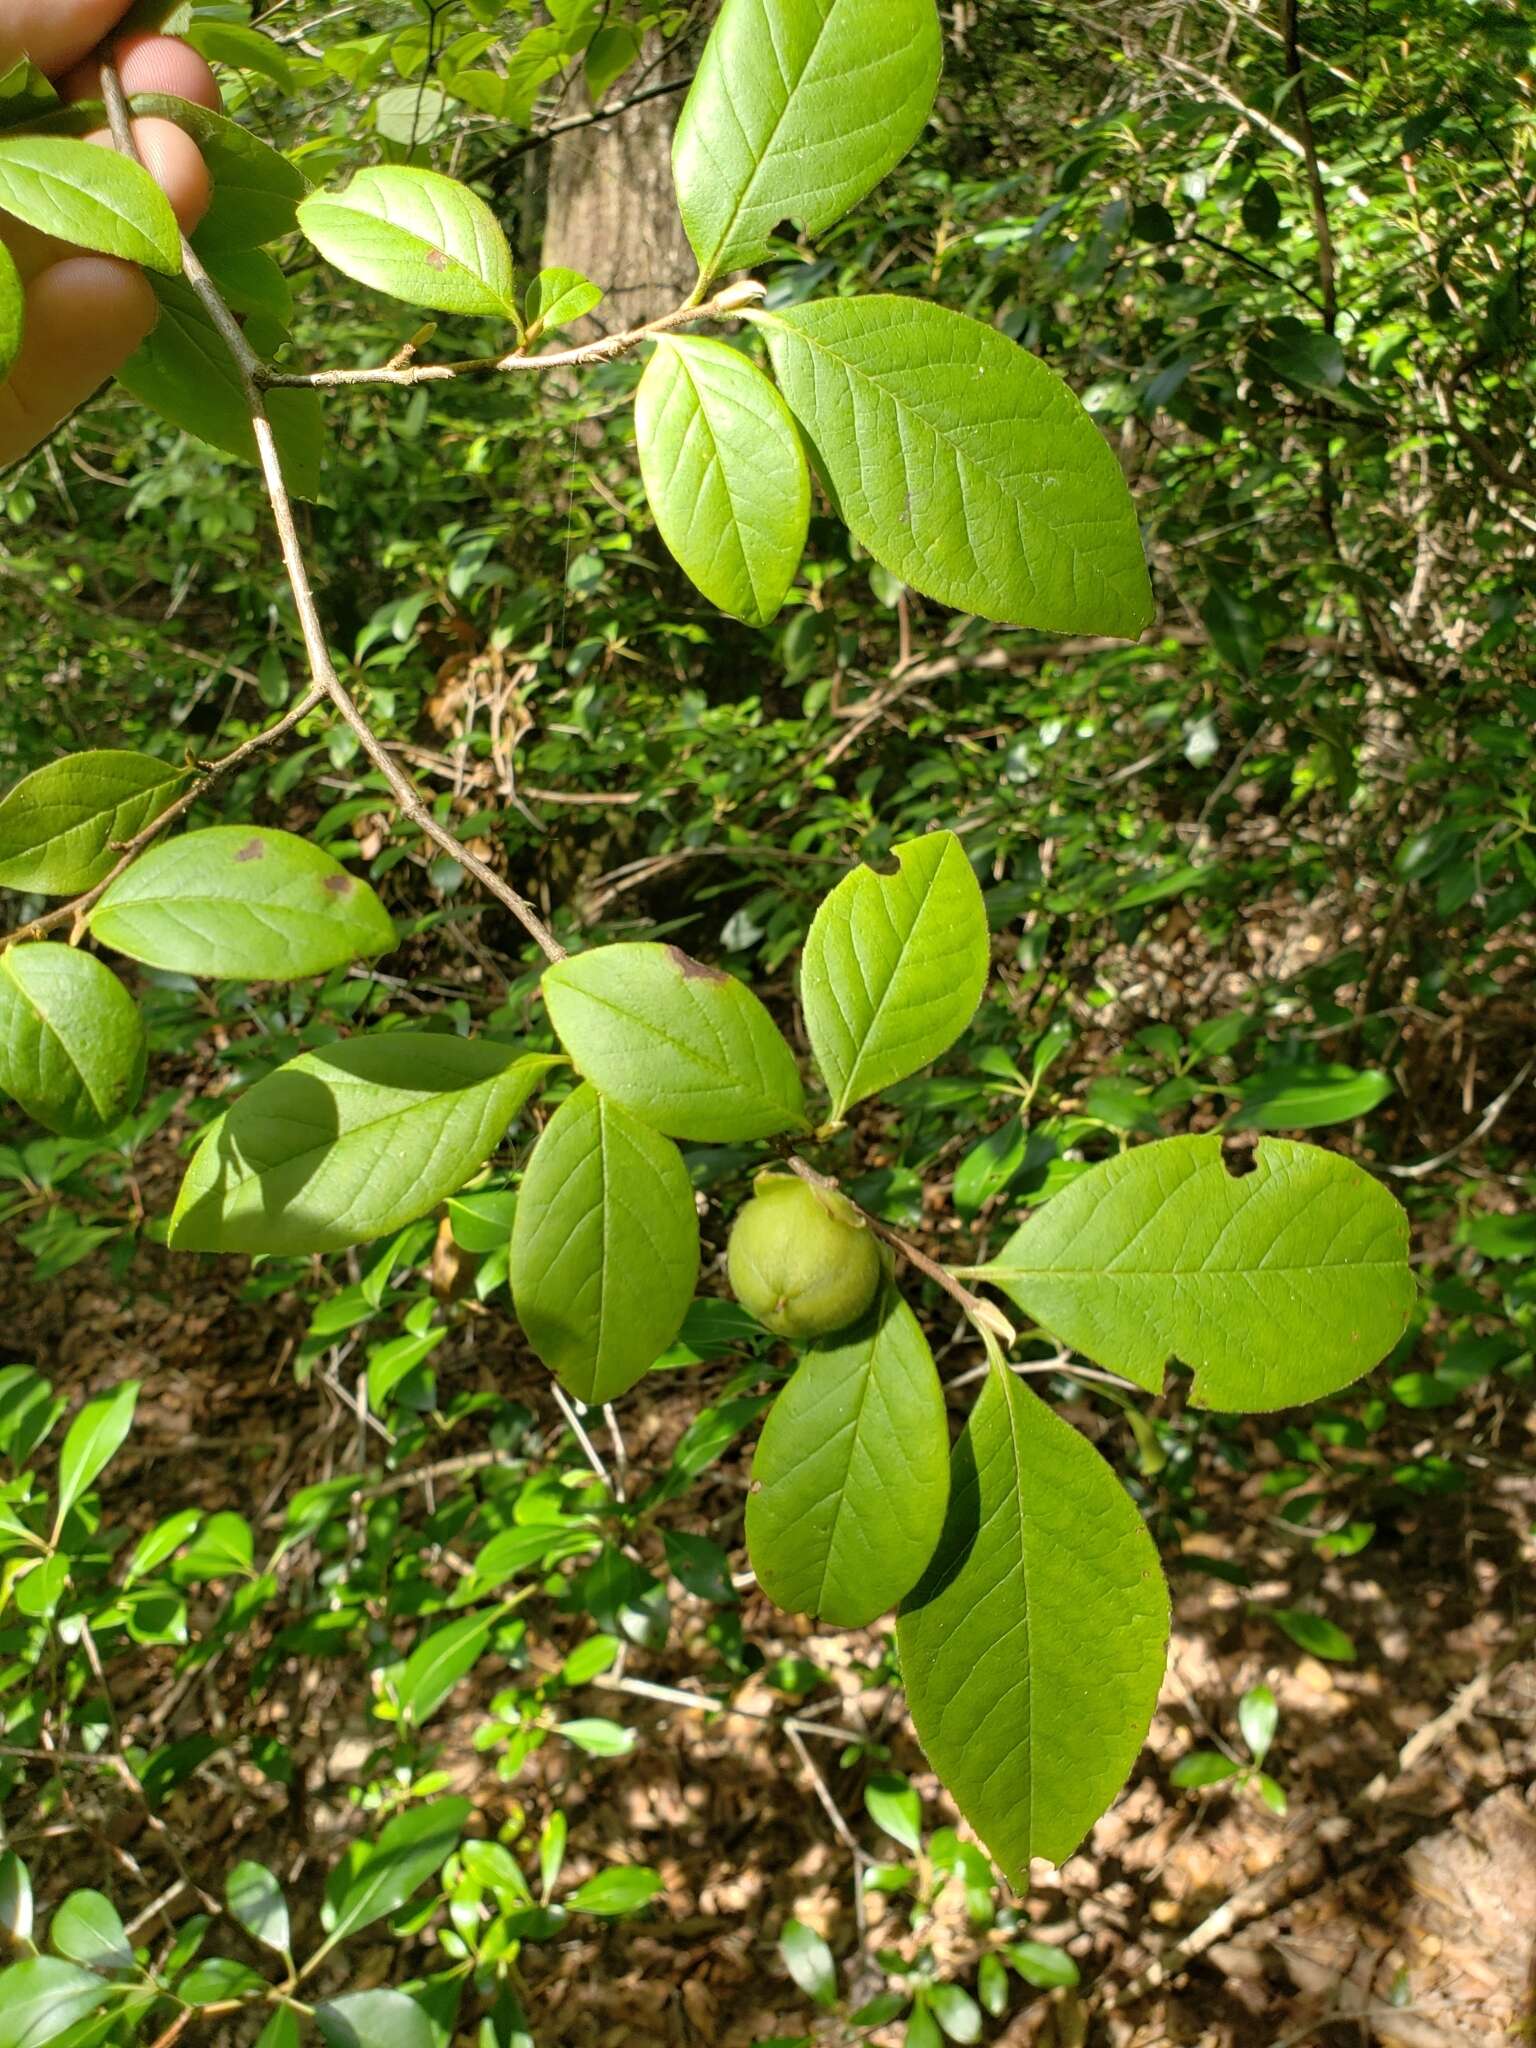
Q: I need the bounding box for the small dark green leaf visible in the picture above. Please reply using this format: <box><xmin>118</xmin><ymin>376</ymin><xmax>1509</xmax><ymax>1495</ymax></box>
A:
<box><xmin>1268</xmin><ymin>1608</ymin><xmax>1357</xmax><ymax>1662</ymax></box>
<box><xmin>778</xmin><ymin>1918</ymin><xmax>837</xmax><ymax>2008</ymax></box>
<box><xmin>565</xmin><ymin>1867</ymin><xmax>662</xmax><ymax>1917</ymax></box>
<box><xmin>396</xmin><ymin>1611</ymin><xmax>494</xmax><ymax>1726</ymax></box>
<box><xmin>56</xmin><ymin>1382</ymin><xmax>138</xmax><ymax>1532</ymax></box>
<box><xmin>225</xmin><ymin>1862</ymin><xmax>289</xmax><ymax>1955</ymax></box>
<box><xmin>323</xmin><ymin>1798</ymin><xmax>471</xmax><ymax>1946</ymax></box>
<box><xmin>49</xmin><ymin>1892</ymin><xmax>130</xmax><ymax>1974</ymax></box>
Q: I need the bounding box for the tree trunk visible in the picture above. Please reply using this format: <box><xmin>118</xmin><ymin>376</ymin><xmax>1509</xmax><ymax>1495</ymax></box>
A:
<box><xmin>539</xmin><ymin>40</ymin><xmax>699</xmax><ymax>334</ymax></box>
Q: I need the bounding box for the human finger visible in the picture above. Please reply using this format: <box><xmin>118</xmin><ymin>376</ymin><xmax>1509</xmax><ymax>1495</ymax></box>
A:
<box><xmin>0</xmin><ymin>254</ymin><xmax>155</xmax><ymax>467</ymax></box>
<box><xmin>60</xmin><ymin>31</ymin><xmax>222</xmax><ymax>112</ymax></box>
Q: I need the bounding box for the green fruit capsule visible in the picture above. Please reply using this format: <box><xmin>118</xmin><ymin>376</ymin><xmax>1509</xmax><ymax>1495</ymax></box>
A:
<box><xmin>727</xmin><ymin>1173</ymin><xmax>882</xmax><ymax>1341</ymax></box>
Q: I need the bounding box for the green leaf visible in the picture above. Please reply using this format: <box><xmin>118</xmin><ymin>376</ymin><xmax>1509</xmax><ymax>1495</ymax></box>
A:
<box><xmin>1238</xmin><ymin>1682</ymin><xmax>1278</xmax><ymax>1765</ymax></box>
<box><xmin>297</xmin><ymin>167</ymin><xmax>517</xmax><ymax>319</ymax></box>
<box><xmin>864</xmin><ymin>1773</ymin><xmax>923</xmax><ymax>1854</ymax></box>
<box><xmin>116</xmin><ymin>278</ymin><xmax>324</xmax><ymax>503</ymax></box>
<box><xmin>184</xmin><ymin>21</ymin><xmax>293</xmax><ymax>90</ymax></box>
<box><xmin>199</xmin><ymin>245</ymin><xmax>293</xmax><ymax>328</ymax></box>
<box><xmin>315</xmin><ymin>1990</ymin><xmax>433</xmax><ymax>2048</ymax></box>
<box><xmin>177</xmin><ymin>1958</ymin><xmax>267</xmax><ymax>2002</ymax></box>
<box><xmin>538</xmin><ymin>1812</ymin><xmax>568</xmax><ymax>1900</ymax></box>
<box><xmin>178</xmin><ymin>1511</ymin><xmax>253</xmax><ymax>1578</ymax></box>
<box><xmin>585</xmin><ymin>24</ymin><xmax>639</xmax><ymax>102</ymax></box>
<box><xmin>56</xmin><ymin>1382</ymin><xmax>138</xmax><ymax>1532</ymax></box>
<box><xmin>445</xmin><ymin>1188</ymin><xmax>517</xmax><ymax>1253</ymax></box>
<box><xmin>747</xmin><ymin>1293</ymin><xmax>948</xmax><ymax>1626</ymax></box>
<box><xmin>897</xmin><ymin>1364</ymin><xmax>1169</xmax><ymax>1876</ymax></box>
<box><xmin>323</xmin><ymin>1798</ymin><xmax>471</xmax><ymax>1947</ymax></box>
<box><xmin>555</xmin><ymin>1717</ymin><xmax>635</xmax><ymax>1757</ymax></box>
<box><xmin>0</xmin><ymin>239</ymin><xmax>20</xmax><ymax>386</ymax></box>
<box><xmin>131</xmin><ymin>93</ymin><xmax>308</xmax><ymax>252</ymax></box>
<box><xmin>928</xmin><ymin>1985</ymin><xmax>982</xmax><ymax>2045</ymax></box>
<box><xmin>542</xmin><ymin>943</ymin><xmax>807</xmax><ymax>1142</ymax></box>
<box><xmin>0</xmin><ymin>1957</ymin><xmax>115</xmax><ymax>2048</ymax></box>
<box><xmin>50</xmin><ymin>1893</ymin><xmax>130</xmax><ymax>1974</ymax></box>
<box><xmin>396</xmin><ymin>1611</ymin><xmax>494</xmax><ymax>1726</ymax></box>
<box><xmin>1007</xmin><ymin>1939</ymin><xmax>1079</xmax><ymax>1989</ymax></box>
<box><xmin>635</xmin><ymin>335</ymin><xmax>809</xmax><ymax>626</ymax></box>
<box><xmin>1231</xmin><ymin>1063</ymin><xmax>1394</xmax><ymax>1131</ymax></box>
<box><xmin>1268</xmin><ymin>1608</ymin><xmax>1356</xmax><ymax>1662</ymax></box>
<box><xmin>510</xmin><ymin>1083</ymin><xmax>699</xmax><ymax>1406</ymax></box>
<box><xmin>225</xmin><ymin>1862</ymin><xmax>289</xmax><ymax>1955</ymax></box>
<box><xmin>0</xmin><ymin>137</ymin><xmax>180</xmax><ymax>273</ymax></box>
<box><xmin>523</xmin><ymin>266</ymin><xmax>600</xmax><ymax>338</ymax></box>
<box><xmin>977</xmin><ymin>1135</ymin><xmax>1414</xmax><ymax>1410</ymax></box>
<box><xmin>170</xmin><ymin>1034</ymin><xmax>556</xmax><ymax>1256</ymax></box>
<box><xmin>0</xmin><ymin>751</ymin><xmax>188</xmax><ymax>896</ymax></box>
<box><xmin>0</xmin><ymin>58</ymin><xmax>61</xmax><ymax>132</ymax></box>
<box><xmin>760</xmin><ymin>297</ymin><xmax>1152</xmax><ymax>634</ymax></box>
<box><xmin>565</xmin><ymin>1866</ymin><xmax>663</xmax><ymax>1916</ymax></box>
<box><xmin>778</xmin><ymin>1918</ymin><xmax>837</xmax><ymax>2008</ymax></box>
<box><xmin>0</xmin><ymin>946</ymin><xmax>147</xmax><ymax>1139</ymax></box>
<box><xmin>89</xmin><ymin>825</ymin><xmax>394</xmax><ymax>981</ymax></box>
<box><xmin>1170</xmin><ymin>1751</ymin><xmax>1240</xmax><ymax>1789</ymax></box>
<box><xmin>801</xmin><ymin>830</ymin><xmax>989</xmax><ymax>1118</ymax></box>
<box><xmin>674</xmin><ymin>0</ymin><xmax>942</xmax><ymax>278</ymax></box>
<box><xmin>255</xmin><ymin>2010</ymin><xmax>302</xmax><ymax>2048</ymax></box>
<box><xmin>0</xmin><ymin>1852</ymin><xmax>33</xmax><ymax>1946</ymax></box>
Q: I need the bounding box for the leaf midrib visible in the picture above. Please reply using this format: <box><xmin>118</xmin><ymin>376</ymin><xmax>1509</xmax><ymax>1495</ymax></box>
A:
<box><xmin>701</xmin><ymin>0</ymin><xmax>841</xmax><ymax>272</ymax></box>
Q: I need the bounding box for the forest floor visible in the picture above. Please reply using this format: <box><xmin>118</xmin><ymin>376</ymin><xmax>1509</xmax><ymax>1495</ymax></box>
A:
<box><xmin>2</xmin><ymin>1092</ymin><xmax>1533</xmax><ymax>2048</ymax></box>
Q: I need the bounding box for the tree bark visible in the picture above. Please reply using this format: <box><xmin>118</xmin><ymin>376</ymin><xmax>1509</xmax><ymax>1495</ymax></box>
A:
<box><xmin>539</xmin><ymin>37</ymin><xmax>699</xmax><ymax>333</ymax></box>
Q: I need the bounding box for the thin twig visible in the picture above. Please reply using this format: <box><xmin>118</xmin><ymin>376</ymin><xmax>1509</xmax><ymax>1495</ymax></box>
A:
<box><xmin>486</xmin><ymin>71</ymin><xmax>696</xmax><ymax>176</ymax></box>
<box><xmin>550</xmin><ymin>1384</ymin><xmax>613</xmax><ymax>1492</ymax></box>
<box><xmin>1282</xmin><ymin>0</ymin><xmax>1338</xmax><ymax>330</ymax></box>
<box><xmin>263</xmin><ymin>283</ymin><xmax>764</xmax><ymax>390</ymax></box>
<box><xmin>100</xmin><ymin>61</ymin><xmax>566</xmax><ymax>968</ymax></box>
<box><xmin>1383</xmin><ymin>1057</ymin><xmax>1535</xmax><ymax>1180</ymax></box>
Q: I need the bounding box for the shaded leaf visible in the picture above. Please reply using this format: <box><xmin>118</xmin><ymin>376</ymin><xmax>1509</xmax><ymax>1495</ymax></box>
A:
<box><xmin>0</xmin><ymin>946</ymin><xmax>146</xmax><ymax>1139</ymax></box>
<box><xmin>0</xmin><ymin>751</ymin><xmax>187</xmax><ymax>896</ymax></box>
<box><xmin>171</xmin><ymin>1034</ymin><xmax>556</xmax><ymax>1256</ymax></box>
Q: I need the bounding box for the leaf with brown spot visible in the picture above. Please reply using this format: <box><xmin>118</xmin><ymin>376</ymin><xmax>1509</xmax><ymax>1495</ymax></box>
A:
<box><xmin>89</xmin><ymin>826</ymin><xmax>395</xmax><ymax>982</ymax></box>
